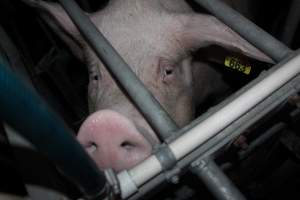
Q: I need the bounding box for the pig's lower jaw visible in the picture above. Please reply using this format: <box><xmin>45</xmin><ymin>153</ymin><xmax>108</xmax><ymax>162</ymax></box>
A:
<box><xmin>77</xmin><ymin>109</ymin><xmax>153</xmax><ymax>172</ymax></box>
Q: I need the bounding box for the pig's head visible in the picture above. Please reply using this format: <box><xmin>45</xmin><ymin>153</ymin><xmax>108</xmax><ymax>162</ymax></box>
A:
<box><xmin>25</xmin><ymin>0</ymin><xmax>271</xmax><ymax>172</ymax></box>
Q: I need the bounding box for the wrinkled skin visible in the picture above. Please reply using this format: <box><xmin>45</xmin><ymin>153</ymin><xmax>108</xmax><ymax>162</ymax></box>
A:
<box><xmin>24</xmin><ymin>0</ymin><xmax>271</xmax><ymax>172</ymax></box>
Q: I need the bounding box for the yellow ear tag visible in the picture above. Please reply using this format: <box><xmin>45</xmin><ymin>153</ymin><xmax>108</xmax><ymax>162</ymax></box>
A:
<box><xmin>224</xmin><ymin>56</ymin><xmax>251</xmax><ymax>75</ymax></box>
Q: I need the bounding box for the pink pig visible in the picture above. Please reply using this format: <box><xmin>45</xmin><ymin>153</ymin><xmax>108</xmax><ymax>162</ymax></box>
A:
<box><xmin>25</xmin><ymin>0</ymin><xmax>270</xmax><ymax>172</ymax></box>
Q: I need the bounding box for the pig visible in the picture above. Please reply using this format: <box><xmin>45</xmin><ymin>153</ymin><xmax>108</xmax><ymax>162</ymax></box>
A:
<box><xmin>24</xmin><ymin>0</ymin><xmax>271</xmax><ymax>172</ymax></box>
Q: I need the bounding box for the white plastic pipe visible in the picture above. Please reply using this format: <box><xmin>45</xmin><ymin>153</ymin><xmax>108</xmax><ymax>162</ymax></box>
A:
<box><xmin>118</xmin><ymin>52</ymin><xmax>300</xmax><ymax>198</ymax></box>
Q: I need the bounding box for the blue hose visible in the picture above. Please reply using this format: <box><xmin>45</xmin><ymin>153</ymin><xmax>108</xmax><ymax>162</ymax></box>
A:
<box><xmin>0</xmin><ymin>61</ymin><xmax>107</xmax><ymax>198</ymax></box>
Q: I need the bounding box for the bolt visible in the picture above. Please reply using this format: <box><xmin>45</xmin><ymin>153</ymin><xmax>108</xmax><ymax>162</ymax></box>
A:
<box><xmin>170</xmin><ymin>176</ymin><xmax>179</xmax><ymax>184</ymax></box>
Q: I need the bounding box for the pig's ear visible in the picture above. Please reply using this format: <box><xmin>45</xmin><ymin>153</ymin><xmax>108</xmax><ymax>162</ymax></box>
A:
<box><xmin>180</xmin><ymin>14</ymin><xmax>273</xmax><ymax>63</ymax></box>
<box><xmin>22</xmin><ymin>0</ymin><xmax>85</xmax><ymax>61</ymax></box>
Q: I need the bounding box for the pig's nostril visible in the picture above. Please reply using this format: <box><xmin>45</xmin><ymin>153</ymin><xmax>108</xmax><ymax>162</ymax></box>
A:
<box><xmin>86</xmin><ymin>142</ymin><xmax>97</xmax><ymax>154</ymax></box>
<box><xmin>120</xmin><ymin>141</ymin><xmax>136</xmax><ymax>150</ymax></box>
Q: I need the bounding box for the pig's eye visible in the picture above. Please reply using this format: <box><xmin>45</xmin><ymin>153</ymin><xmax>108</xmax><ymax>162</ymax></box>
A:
<box><xmin>163</xmin><ymin>66</ymin><xmax>175</xmax><ymax>83</ymax></box>
<box><xmin>164</xmin><ymin>68</ymin><xmax>174</xmax><ymax>76</ymax></box>
<box><xmin>162</xmin><ymin>65</ymin><xmax>175</xmax><ymax>83</ymax></box>
<box><xmin>93</xmin><ymin>75</ymin><xmax>99</xmax><ymax>81</ymax></box>
<box><xmin>159</xmin><ymin>58</ymin><xmax>176</xmax><ymax>83</ymax></box>
<box><xmin>88</xmin><ymin>68</ymin><xmax>101</xmax><ymax>105</ymax></box>
<box><xmin>89</xmin><ymin>71</ymin><xmax>100</xmax><ymax>82</ymax></box>
<box><xmin>89</xmin><ymin>65</ymin><xmax>101</xmax><ymax>82</ymax></box>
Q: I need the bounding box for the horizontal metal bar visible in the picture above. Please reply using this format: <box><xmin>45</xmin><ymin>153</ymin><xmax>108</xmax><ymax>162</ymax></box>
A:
<box><xmin>128</xmin><ymin>65</ymin><xmax>300</xmax><ymax>200</ymax></box>
<box><xmin>0</xmin><ymin>61</ymin><xmax>107</xmax><ymax>199</ymax></box>
<box><xmin>133</xmin><ymin>68</ymin><xmax>300</xmax><ymax>200</ymax></box>
<box><xmin>177</xmin><ymin>66</ymin><xmax>299</xmax><ymax>171</ymax></box>
<box><xmin>194</xmin><ymin>0</ymin><xmax>293</xmax><ymax>62</ymax></box>
<box><xmin>57</xmin><ymin>0</ymin><xmax>177</xmax><ymax>141</ymax></box>
<box><xmin>118</xmin><ymin>50</ymin><xmax>300</xmax><ymax>198</ymax></box>
<box><xmin>128</xmin><ymin>78</ymin><xmax>294</xmax><ymax>200</ymax></box>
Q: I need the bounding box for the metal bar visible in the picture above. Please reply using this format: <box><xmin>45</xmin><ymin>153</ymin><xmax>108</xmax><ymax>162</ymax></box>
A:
<box><xmin>119</xmin><ymin>50</ymin><xmax>300</xmax><ymax>198</ymax></box>
<box><xmin>57</xmin><ymin>0</ymin><xmax>177</xmax><ymax>141</ymax></box>
<box><xmin>124</xmin><ymin>0</ymin><xmax>299</xmax><ymax>191</ymax></box>
<box><xmin>190</xmin><ymin>156</ymin><xmax>246</xmax><ymax>200</ymax></box>
<box><xmin>128</xmin><ymin>0</ymin><xmax>296</xmax><ymax>197</ymax></box>
<box><xmin>191</xmin><ymin>157</ymin><xmax>246</xmax><ymax>200</ymax></box>
<box><xmin>0</xmin><ymin>61</ymin><xmax>107</xmax><ymax>199</ymax></box>
<box><xmin>194</xmin><ymin>0</ymin><xmax>293</xmax><ymax>62</ymax></box>
<box><xmin>128</xmin><ymin>71</ymin><xmax>300</xmax><ymax>200</ymax></box>
<box><xmin>178</xmin><ymin>70</ymin><xmax>300</xmax><ymax>173</ymax></box>
<box><xmin>57</xmin><ymin>1</ymin><xmax>246</xmax><ymax>199</ymax></box>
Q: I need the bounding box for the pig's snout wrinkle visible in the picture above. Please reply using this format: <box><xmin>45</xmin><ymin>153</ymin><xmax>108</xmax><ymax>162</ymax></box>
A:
<box><xmin>77</xmin><ymin>110</ymin><xmax>153</xmax><ymax>172</ymax></box>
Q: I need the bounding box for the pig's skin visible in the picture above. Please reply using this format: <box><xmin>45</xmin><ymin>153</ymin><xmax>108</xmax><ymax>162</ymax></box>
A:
<box><xmin>23</xmin><ymin>0</ymin><xmax>271</xmax><ymax>172</ymax></box>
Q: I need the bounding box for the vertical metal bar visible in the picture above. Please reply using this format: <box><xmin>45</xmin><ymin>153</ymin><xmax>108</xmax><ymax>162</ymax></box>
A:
<box><xmin>194</xmin><ymin>0</ymin><xmax>293</xmax><ymax>62</ymax></box>
<box><xmin>191</xmin><ymin>157</ymin><xmax>246</xmax><ymax>200</ymax></box>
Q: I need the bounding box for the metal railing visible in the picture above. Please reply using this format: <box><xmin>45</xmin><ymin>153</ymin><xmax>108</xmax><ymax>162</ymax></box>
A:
<box><xmin>57</xmin><ymin>0</ymin><xmax>299</xmax><ymax>199</ymax></box>
<box><xmin>57</xmin><ymin>0</ymin><xmax>266</xmax><ymax>199</ymax></box>
<box><xmin>3</xmin><ymin>0</ymin><xmax>299</xmax><ymax>199</ymax></box>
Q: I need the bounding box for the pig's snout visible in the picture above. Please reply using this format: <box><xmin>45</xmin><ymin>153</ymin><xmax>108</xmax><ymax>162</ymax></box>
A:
<box><xmin>77</xmin><ymin>110</ymin><xmax>153</xmax><ymax>172</ymax></box>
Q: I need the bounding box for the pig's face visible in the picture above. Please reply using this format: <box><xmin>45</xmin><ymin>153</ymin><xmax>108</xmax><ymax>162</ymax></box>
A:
<box><xmin>26</xmin><ymin>0</ymin><xmax>271</xmax><ymax>172</ymax></box>
<box><xmin>79</xmin><ymin>3</ymin><xmax>196</xmax><ymax>171</ymax></box>
<box><xmin>86</xmin><ymin>3</ymin><xmax>196</xmax><ymax>124</ymax></box>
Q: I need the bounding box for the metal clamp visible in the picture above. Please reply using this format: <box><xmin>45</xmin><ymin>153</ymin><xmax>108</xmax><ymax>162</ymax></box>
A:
<box><xmin>155</xmin><ymin>143</ymin><xmax>180</xmax><ymax>184</ymax></box>
<box><xmin>155</xmin><ymin>144</ymin><xmax>177</xmax><ymax>171</ymax></box>
<box><xmin>104</xmin><ymin>169</ymin><xmax>120</xmax><ymax>200</ymax></box>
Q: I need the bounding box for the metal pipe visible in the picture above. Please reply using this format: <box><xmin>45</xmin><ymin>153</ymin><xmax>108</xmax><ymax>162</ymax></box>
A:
<box><xmin>191</xmin><ymin>157</ymin><xmax>246</xmax><ymax>200</ymax></box>
<box><xmin>169</xmin><ymin>53</ymin><xmax>298</xmax><ymax>164</ymax></box>
<box><xmin>57</xmin><ymin>0</ymin><xmax>177</xmax><ymax>141</ymax></box>
<box><xmin>194</xmin><ymin>0</ymin><xmax>293</xmax><ymax>62</ymax></box>
<box><xmin>118</xmin><ymin>51</ymin><xmax>300</xmax><ymax>197</ymax></box>
<box><xmin>0</xmin><ymin>62</ymin><xmax>107</xmax><ymax>199</ymax></box>
<box><xmin>128</xmin><ymin>70</ymin><xmax>300</xmax><ymax>200</ymax></box>
<box><xmin>178</xmin><ymin>74</ymin><xmax>298</xmax><ymax>173</ymax></box>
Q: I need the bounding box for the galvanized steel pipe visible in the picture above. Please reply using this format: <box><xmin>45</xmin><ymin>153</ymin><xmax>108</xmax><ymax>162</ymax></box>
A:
<box><xmin>119</xmin><ymin>51</ymin><xmax>300</xmax><ymax>197</ymax></box>
<box><xmin>191</xmin><ymin>157</ymin><xmax>246</xmax><ymax>200</ymax></box>
<box><xmin>194</xmin><ymin>0</ymin><xmax>293</xmax><ymax>62</ymax></box>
